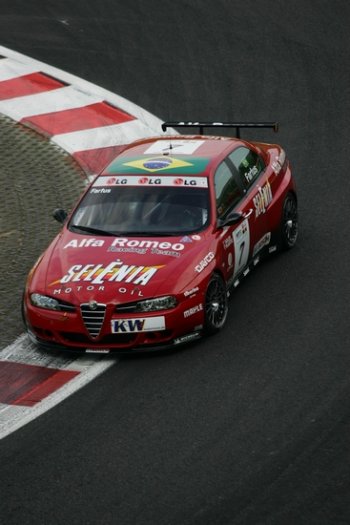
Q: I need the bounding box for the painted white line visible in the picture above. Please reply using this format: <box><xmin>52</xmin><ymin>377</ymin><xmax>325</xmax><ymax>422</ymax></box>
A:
<box><xmin>52</xmin><ymin>119</ymin><xmax>157</xmax><ymax>153</ymax></box>
<box><xmin>0</xmin><ymin>334</ymin><xmax>117</xmax><ymax>440</ymax></box>
<box><xmin>1</xmin><ymin>334</ymin><xmax>76</xmax><ymax>368</ymax></box>
<box><xmin>0</xmin><ymin>57</ymin><xmax>39</xmax><ymax>81</ymax></box>
<box><xmin>0</xmin><ymin>85</ymin><xmax>103</xmax><ymax>120</ymax></box>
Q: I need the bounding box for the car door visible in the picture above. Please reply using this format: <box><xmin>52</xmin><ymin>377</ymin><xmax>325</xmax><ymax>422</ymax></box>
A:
<box><xmin>213</xmin><ymin>159</ymin><xmax>249</xmax><ymax>283</ymax></box>
<box><xmin>227</xmin><ymin>146</ymin><xmax>272</xmax><ymax>262</ymax></box>
<box><xmin>214</xmin><ymin>149</ymin><xmax>270</xmax><ymax>286</ymax></box>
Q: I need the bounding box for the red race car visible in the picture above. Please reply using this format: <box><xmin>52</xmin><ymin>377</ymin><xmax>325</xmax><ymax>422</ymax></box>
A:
<box><xmin>23</xmin><ymin>122</ymin><xmax>298</xmax><ymax>354</ymax></box>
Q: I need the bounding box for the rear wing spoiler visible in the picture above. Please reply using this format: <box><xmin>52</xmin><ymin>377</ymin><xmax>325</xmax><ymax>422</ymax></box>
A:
<box><xmin>161</xmin><ymin>121</ymin><xmax>279</xmax><ymax>139</ymax></box>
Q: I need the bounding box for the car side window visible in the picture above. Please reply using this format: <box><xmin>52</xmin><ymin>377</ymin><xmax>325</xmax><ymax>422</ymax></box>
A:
<box><xmin>214</xmin><ymin>161</ymin><xmax>244</xmax><ymax>218</ymax></box>
<box><xmin>227</xmin><ymin>147</ymin><xmax>265</xmax><ymax>191</ymax></box>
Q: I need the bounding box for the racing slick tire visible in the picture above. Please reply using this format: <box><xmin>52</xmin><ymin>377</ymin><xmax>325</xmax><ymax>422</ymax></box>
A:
<box><xmin>204</xmin><ymin>273</ymin><xmax>228</xmax><ymax>335</ymax></box>
<box><xmin>279</xmin><ymin>193</ymin><xmax>298</xmax><ymax>250</ymax></box>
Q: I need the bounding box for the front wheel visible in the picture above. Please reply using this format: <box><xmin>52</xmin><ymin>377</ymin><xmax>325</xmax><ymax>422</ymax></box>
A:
<box><xmin>279</xmin><ymin>193</ymin><xmax>298</xmax><ymax>249</ymax></box>
<box><xmin>204</xmin><ymin>273</ymin><xmax>228</xmax><ymax>335</ymax></box>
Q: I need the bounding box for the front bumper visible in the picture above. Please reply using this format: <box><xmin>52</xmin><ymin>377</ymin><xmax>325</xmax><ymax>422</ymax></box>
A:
<box><xmin>24</xmin><ymin>297</ymin><xmax>205</xmax><ymax>354</ymax></box>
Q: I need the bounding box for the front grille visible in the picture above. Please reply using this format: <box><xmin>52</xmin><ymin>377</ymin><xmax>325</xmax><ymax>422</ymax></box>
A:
<box><xmin>80</xmin><ymin>303</ymin><xmax>106</xmax><ymax>338</ymax></box>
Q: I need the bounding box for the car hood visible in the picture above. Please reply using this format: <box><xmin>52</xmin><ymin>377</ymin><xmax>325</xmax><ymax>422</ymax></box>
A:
<box><xmin>32</xmin><ymin>229</ymin><xmax>215</xmax><ymax>304</ymax></box>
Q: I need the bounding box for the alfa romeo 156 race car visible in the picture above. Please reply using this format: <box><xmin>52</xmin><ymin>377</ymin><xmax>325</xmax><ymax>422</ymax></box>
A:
<box><xmin>23</xmin><ymin>122</ymin><xmax>298</xmax><ymax>353</ymax></box>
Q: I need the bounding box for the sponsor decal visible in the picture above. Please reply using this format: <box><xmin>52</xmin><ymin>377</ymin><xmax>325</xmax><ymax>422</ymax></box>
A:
<box><xmin>94</xmin><ymin>175</ymin><xmax>208</xmax><ymax>188</ymax></box>
<box><xmin>272</xmin><ymin>151</ymin><xmax>286</xmax><ymax>174</ymax></box>
<box><xmin>236</xmin><ymin>219</ymin><xmax>248</xmax><ymax>239</ymax></box>
<box><xmin>110</xmin><ymin>237</ymin><xmax>185</xmax><ymax>251</ymax></box>
<box><xmin>145</xmin><ymin>140</ymin><xmax>205</xmax><ymax>155</ymax></box>
<box><xmin>223</xmin><ymin>235</ymin><xmax>234</xmax><ymax>250</ymax></box>
<box><xmin>172</xmin><ymin>177</ymin><xmax>200</xmax><ymax>186</ymax></box>
<box><xmin>111</xmin><ymin>316</ymin><xmax>165</xmax><ymax>333</ymax></box>
<box><xmin>195</xmin><ymin>252</ymin><xmax>215</xmax><ymax>273</ymax></box>
<box><xmin>181</xmin><ymin>236</ymin><xmax>193</xmax><ymax>243</ymax></box>
<box><xmin>244</xmin><ymin>165</ymin><xmax>259</xmax><ymax>183</ymax></box>
<box><xmin>108</xmin><ymin>246</ymin><xmax>147</xmax><ymax>255</ymax></box>
<box><xmin>150</xmin><ymin>248</ymin><xmax>180</xmax><ymax>258</ymax></box>
<box><xmin>90</xmin><ymin>188</ymin><xmax>111</xmax><ymax>194</ymax></box>
<box><xmin>184</xmin><ymin>304</ymin><xmax>203</xmax><ymax>318</ymax></box>
<box><xmin>64</xmin><ymin>238</ymin><xmax>105</xmax><ymax>249</ymax></box>
<box><xmin>253</xmin><ymin>232</ymin><xmax>271</xmax><ymax>257</ymax></box>
<box><xmin>53</xmin><ymin>285</ymin><xmax>105</xmax><ymax>295</ymax></box>
<box><xmin>86</xmin><ymin>348</ymin><xmax>110</xmax><ymax>354</ymax></box>
<box><xmin>272</xmin><ymin>161</ymin><xmax>281</xmax><ymax>174</ymax></box>
<box><xmin>52</xmin><ymin>285</ymin><xmax>144</xmax><ymax>297</ymax></box>
<box><xmin>253</xmin><ymin>181</ymin><xmax>273</xmax><ymax>217</ymax></box>
<box><xmin>191</xmin><ymin>235</ymin><xmax>201</xmax><ymax>241</ymax></box>
<box><xmin>64</xmin><ymin>238</ymin><xmax>186</xmax><ymax>255</ymax></box>
<box><xmin>50</xmin><ymin>260</ymin><xmax>163</xmax><ymax>287</ymax></box>
<box><xmin>107</xmin><ymin>238</ymin><xmax>185</xmax><ymax>257</ymax></box>
<box><xmin>106</xmin><ymin>177</ymin><xmax>127</xmax><ymax>185</ymax></box>
<box><xmin>173</xmin><ymin>332</ymin><xmax>201</xmax><ymax>345</ymax></box>
<box><xmin>183</xmin><ymin>286</ymin><xmax>199</xmax><ymax>297</ymax></box>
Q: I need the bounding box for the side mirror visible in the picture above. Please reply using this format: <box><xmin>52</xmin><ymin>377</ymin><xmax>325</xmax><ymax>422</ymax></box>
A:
<box><xmin>217</xmin><ymin>211</ymin><xmax>243</xmax><ymax>228</ymax></box>
<box><xmin>53</xmin><ymin>208</ymin><xmax>68</xmax><ymax>224</ymax></box>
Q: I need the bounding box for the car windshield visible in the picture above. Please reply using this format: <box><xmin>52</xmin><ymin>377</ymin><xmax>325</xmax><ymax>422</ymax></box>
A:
<box><xmin>69</xmin><ymin>184</ymin><xmax>210</xmax><ymax>236</ymax></box>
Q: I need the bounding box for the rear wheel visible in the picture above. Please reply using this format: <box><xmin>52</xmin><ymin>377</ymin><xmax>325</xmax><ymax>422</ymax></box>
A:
<box><xmin>204</xmin><ymin>273</ymin><xmax>228</xmax><ymax>334</ymax></box>
<box><xmin>279</xmin><ymin>193</ymin><xmax>298</xmax><ymax>249</ymax></box>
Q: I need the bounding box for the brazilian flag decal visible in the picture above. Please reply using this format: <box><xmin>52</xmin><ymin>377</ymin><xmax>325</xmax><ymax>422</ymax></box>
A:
<box><xmin>106</xmin><ymin>156</ymin><xmax>209</xmax><ymax>174</ymax></box>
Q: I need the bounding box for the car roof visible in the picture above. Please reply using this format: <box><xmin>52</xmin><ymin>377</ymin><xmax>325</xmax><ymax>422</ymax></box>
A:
<box><xmin>101</xmin><ymin>135</ymin><xmax>247</xmax><ymax>178</ymax></box>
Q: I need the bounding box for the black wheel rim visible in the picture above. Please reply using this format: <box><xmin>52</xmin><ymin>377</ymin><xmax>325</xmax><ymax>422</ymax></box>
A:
<box><xmin>284</xmin><ymin>196</ymin><xmax>298</xmax><ymax>246</ymax></box>
<box><xmin>205</xmin><ymin>277</ymin><xmax>227</xmax><ymax>329</ymax></box>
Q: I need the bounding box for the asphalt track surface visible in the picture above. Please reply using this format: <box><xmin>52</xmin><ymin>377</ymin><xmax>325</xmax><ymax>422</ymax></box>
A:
<box><xmin>1</xmin><ymin>1</ymin><xmax>350</xmax><ymax>524</ymax></box>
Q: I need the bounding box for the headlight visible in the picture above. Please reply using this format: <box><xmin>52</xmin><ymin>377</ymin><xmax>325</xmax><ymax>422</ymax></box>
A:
<box><xmin>136</xmin><ymin>296</ymin><xmax>177</xmax><ymax>312</ymax></box>
<box><xmin>30</xmin><ymin>293</ymin><xmax>60</xmax><ymax>311</ymax></box>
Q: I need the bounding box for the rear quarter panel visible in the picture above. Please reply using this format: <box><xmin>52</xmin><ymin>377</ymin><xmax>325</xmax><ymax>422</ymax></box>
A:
<box><xmin>259</xmin><ymin>144</ymin><xmax>296</xmax><ymax>234</ymax></box>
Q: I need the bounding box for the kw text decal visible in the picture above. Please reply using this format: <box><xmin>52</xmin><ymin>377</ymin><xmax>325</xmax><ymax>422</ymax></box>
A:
<box><xmin>111</xmin><ymin>316</ymin><xmax>165</xmax><ymax>333</ymax></box>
